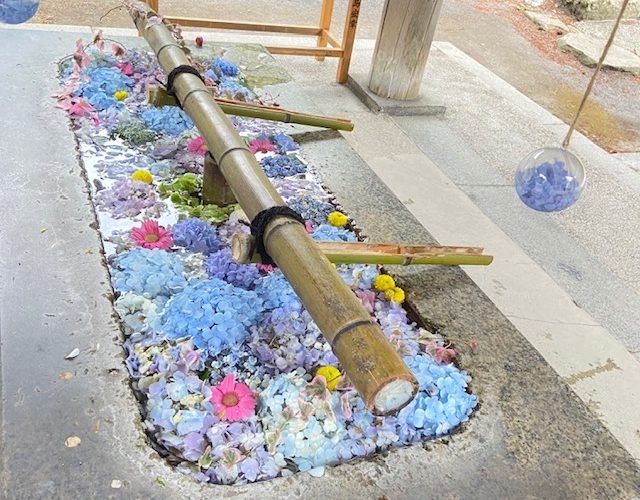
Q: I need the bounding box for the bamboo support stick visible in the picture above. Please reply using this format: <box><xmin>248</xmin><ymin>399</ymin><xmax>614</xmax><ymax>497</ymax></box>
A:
<box><xmin>146</xmin><ymin>85</ymin><xmax>354</xmax><ymax>131</ymax></box>
<box><xmin>127</xmin><ymin>1</ymin><xmax>417</xmax><ymax>415</ymax></box>
<box><xmin>232</xmin><ymin>234</ymin><xmax>494</xmax><ymax>266</ymax></box>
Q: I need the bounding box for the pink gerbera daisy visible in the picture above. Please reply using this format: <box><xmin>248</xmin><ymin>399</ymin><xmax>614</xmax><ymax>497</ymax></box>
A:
<box><xmin>248</xmin><ymin>137</ymin><xmax>276</xmax><ymax>154</ymax></box>
<box><xmin>187</xmin><ymin>136</ymin><xmax>208</xmax><ymax>155</ymax></box>
<box><xmin>210</xmin><ymin>374</ymin><xmax>256</xmax><ymax>422</ymax></box>
<box><xmin>130</xmin><ymin>220</ymin><xmax>173</xmax><ymax>249</ymax></box>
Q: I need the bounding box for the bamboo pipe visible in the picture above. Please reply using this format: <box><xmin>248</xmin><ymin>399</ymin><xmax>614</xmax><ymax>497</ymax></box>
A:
<box><xmin>126</xmin><ymin>1</ymin><xmax>417</xmax><ymax>415</ymax></box>
<box><xmin>146</xmin><ymin>85</ymin><xmax>355</xmax><ymax>131</ymax></box>
<box><xmin>231</xmin><ymin>233</ymin><xmax>494</xmax><ymax>266</ymax></box>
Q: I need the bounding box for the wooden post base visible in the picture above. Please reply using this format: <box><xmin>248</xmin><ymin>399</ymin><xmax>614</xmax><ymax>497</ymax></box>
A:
<box><xmin>202</xmin><ymin>152</ymin><xmax>237</xmax><ymax>206</ymax></box>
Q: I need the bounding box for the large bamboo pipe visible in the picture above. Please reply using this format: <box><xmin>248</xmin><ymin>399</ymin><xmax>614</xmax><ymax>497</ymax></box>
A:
<box><xmin>126</xmin><ymin>2</ymin><xmax>417</xmax><ymax>415</ymax></box>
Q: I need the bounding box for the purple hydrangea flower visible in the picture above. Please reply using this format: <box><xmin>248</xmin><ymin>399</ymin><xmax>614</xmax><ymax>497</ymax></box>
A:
<box><xmin>205</xmin><ymin>248</ymin><xmax>262</xmax><ymax>289</ymax></box>
<box><xmin>172</xmin><ymin>218</ymin><xmax>222</xmax><ymax>255</ymax></box>
<box><xmin>95</xmin><ymin>179</ymin><xmax>164</xmax><ymax>218</ymax></box>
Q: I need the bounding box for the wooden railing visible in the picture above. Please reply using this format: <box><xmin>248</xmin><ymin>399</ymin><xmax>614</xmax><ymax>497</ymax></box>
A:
<box><xmin>145</xmin><ymin>0</ymin><xmax>361</xmax><ymax>83</ymax></box>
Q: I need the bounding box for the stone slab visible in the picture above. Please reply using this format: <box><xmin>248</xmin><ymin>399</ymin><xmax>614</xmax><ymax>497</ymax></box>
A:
<box><xmin>525</xmin><ymin>11</ymin><xmax>570</xmax><ymax>32</ymax></box>
<box><xmin>346</xmin><ymin>72</ymin><xmax>446</xmax><ymax>116</ymax></box>
<box><xmin>574</xmin><ymin>19</ymin><xmax>640</xmax><ymax>54</ymax></box>
<box><xmin>560</xmin><ymin>0</ymin><xmax>640</xmax><ymax>20</ymax></box>
<box><xmin>558</xmin><ymin>32</ymin><xmax>640</xmax><ymax>74</ymax></box>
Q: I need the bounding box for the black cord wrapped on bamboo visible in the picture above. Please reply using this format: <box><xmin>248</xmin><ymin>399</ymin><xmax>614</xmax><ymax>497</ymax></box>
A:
<box><xmin>126</xmin><ymin>1</ymin><xmax>418</xmax><ymax>415</ymax></box>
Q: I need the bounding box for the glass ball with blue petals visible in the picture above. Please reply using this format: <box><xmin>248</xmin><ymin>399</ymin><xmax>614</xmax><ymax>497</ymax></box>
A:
<box><xmin>515</xmin><ymin>147</ymin><xmax>585</xmax><ymax>212</ymax></box>
<box><xmin>0</xmin><ymin>0</ymin><xmax>39</xmax><ymax>24</ymax></box>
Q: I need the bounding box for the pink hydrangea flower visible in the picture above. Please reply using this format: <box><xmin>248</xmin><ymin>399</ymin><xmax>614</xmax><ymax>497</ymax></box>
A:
<box><xmin>210</xmin><ymin>374</ymin><xmax>256</xmax><ymax>421</ymax></box>
<box><xmin>187</xmin><ymin>136</ymin><xmax>207</xmax><ymax>155</ymax></box>
<box><xmin>355</xmin><ymin>289</ymin><xmax>376</xmax><ymax>314</ymax></box>
<box><xmin>68</xmin><ymin>98</ymin><xmax>95</xmax><ymax>117</ymax></box>
<box><xmin>424</xmin><ymin>341</ymin><xmax>457</xmax><ymax>364</ymax></box>
<box><xmin>130</xmin><ymin>220</ymin><xmax>173</xmax><ymax>249</ymax></box>
<box><xmin>434</xmin><ymin>346</ymin><xmax>457</xmax><ymax>364</ymax></box>
<box><xmin>115</xmin><ymin>62</ymin><xmax>134</xmax><ymax>76</ymax></box>
<box><xmin>305</xmin><ymin>221</ymin><xmax>313</xmax><ymax>234</ymax></box>
<box><xmin>248</xmin><ymin>137</ymin><xmax>276</xmax><ymax>154</ymax></box>
<box><xmin>111</xmin><ymin>43</ymin><xmax>125</xmax><ymax>58</ymax></box>
<box><xmin>256</xmin><ymin>263</ymin><xmax>275</xmax><ymax>273</ymax></box>
<box><xmin>73</xmin><ymin>39</ymin><xmax>91</xmax><ymax>69</ymax></box>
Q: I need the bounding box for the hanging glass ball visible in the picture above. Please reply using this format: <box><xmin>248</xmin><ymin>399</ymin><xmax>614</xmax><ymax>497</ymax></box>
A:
<box><xmin>0</xmin><ymin>0</ymin><xmax>39</xmax><ymax>24</ymax></box>
<box><xmin>515</xmin><ymin>147</ymin><xmax>585</xmax><ymax>212</ymax></box>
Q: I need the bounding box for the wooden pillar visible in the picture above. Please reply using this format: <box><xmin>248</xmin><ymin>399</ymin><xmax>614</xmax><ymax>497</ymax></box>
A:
<box><xmin>368</xmin><ymin>0</ymin><xmax>443</xmax><ymax>100</ymax></box>
<box><xmin>316</xmin><ymin>0</ymin><xmax>335</xmax><ymax>61</ymax></box>
<box><xmin>202</xmin><ymin>152</ymin><xmax>237</xmax><ymax>206</ymax></box>
<box><xmin>147</xmin><ymin>0</ymin><xmax>159</xmax><ymax>12</ymax></box>
<box><xmin>336</xmin><ymin>0</ymin><xmax>361</xmax><ymax>83</ymax></box>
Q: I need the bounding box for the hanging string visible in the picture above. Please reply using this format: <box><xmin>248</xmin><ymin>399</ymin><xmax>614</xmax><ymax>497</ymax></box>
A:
<box><xmin>562</xmin><ymin>0</ymin><xmax>630</xmax><ymax>148</ymax></box>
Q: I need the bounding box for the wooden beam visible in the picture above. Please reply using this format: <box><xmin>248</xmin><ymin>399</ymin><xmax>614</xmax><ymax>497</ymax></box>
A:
<box><xmin>316</xmin><ymin>0</ymin><xmax>335</xmax><ymax>61</ymax></box>
<box><xmin>202</xmin><ymin>153</ymin><xmax>237</xmax><ymax>206</ymax></box>
<box><xmin>164</xmin><ymin>16</ymin><xmax>322</xmax><ymax>36</ymax></box>
<box><xmin>336</xmin><ymin>0</ymin><xmax>361</xmax><ymax>83</ymax></box>
<box><xmin>265</xmin><ymin>45</ymin><xmax>343</xmax><ymax>57</ymax></box>
<box><xmin>325</xmin><ymin>30</ymin><xmax>341</xmax><ymax>48</ymax></box>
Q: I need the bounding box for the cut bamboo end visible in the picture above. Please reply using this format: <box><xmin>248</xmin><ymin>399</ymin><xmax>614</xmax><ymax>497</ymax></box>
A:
<box><xmin>330</xmin><ymin>321</ymin><xmax>418</xmax><ymax>415</ymax></box>
<box><xmin>374</xmin><ymin>378</ymin><xmax>417</xmax><ymax>415</ymax></box>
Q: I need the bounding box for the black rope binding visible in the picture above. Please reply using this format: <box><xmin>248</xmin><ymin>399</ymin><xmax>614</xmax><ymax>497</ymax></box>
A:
<box><xmin>250</xmin><ymin>206</ymin><xmax>305</xmax><ymax>265</ymax></box>
<box><xmin>165</xmin><ymin>65</ymin><xmax>204</xmax><ymax>108</ymax></box>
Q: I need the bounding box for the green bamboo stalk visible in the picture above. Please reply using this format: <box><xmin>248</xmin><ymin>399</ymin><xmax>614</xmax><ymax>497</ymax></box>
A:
<box><xmin>231</xmin><ymin>233</ymin><xmax>493</xmax><ymax>266</ymax></box>
<box><xmin>324</xmin><ymin>252</ymin><xmax>494</xmax><ymax>266</ymax></box>
<box><xmin>147</xmin><ymin>85</ymin><xmax>354</xmax><ymax>131</ymax></box>
<box><xmin>128</xmin><ymin>0</ymin><xmax>417</xmax><ymax>415</ymax></box>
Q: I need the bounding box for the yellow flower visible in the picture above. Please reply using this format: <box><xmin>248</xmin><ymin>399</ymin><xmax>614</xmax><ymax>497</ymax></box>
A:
<box><xmin>327</xmin><ymin>211</ymin><xmax>348</xmax><ymax>227</ymax></box>
<box><xmin>114</xmin><ymin>90</ymin><xmax>129</xmax><ymax>101</ymax></box>
<box><xmin>131</xmin><ymin>169</ymin><xmax>153</xmax><ymax>184</ymax></box>
<box><xmin>315</xmin><ymin>365</ymin><xmax>342</xmax><ymax>391</ymax></box>
<box><xmin>373</xmin><ymin>274</ymin><xmax>395</xmax><ymax>292</ymax></box>
<box><xmin>384</xmin><ymin>287</ymin><xmax>405</xmax><ymax>303</ymax></box>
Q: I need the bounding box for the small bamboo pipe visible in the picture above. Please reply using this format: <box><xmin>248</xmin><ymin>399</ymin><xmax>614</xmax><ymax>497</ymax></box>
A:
<box><xmin>127</xmin><ymin>1</ymin><xmax>417</xmax><ymax>415</ymax></box>
<box><xmin>232</xmin><ymin>233</ymin><xmax>494</xmax><ymax>266</ymax></box>
<box><xmin>147</xmin><ymin>85</ymin><xmax>355</xmax><ymax>131</ymax></box>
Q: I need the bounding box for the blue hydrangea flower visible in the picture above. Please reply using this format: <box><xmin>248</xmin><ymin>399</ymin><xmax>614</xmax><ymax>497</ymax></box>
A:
<box><xmin>254</xmin><ymin>273</ymin><xmax>302</xmax><ymax>312</ymax></box>
<box><xmin>204</xmin><ymin>248</ymin><xmax>261</xmax><ymax>289</ymax></box>
<box><xmin>272</xmin><ymin>133</ymin><xmax>299</xmax><ymax>154</ymax></box>
<box><xmin>111</xmin><ymin>248</ymin><xmax>186</xmax><ymax>305</ymax></box>
<box><xmin>311</xmin><ymin>224</ymin><xmax>357</xmax><ymax>242</ymax></box>
<box><xmin>218</xmin><ymin>81</ymin><xmax>253</xmax><ymax>99</ymax></box>
<box><xmin>260</xmin><ymin>154</ymin><xmax>307</xmax><ymax>178</ymax></box>
<box><xmin>395</xmin><ymin>354</ymin><xmax>477</xmax><ymax>442</ymax></box>
<box><xmin>141</xmin><ymin>106</ymin><xmax>194</xmax><ymax>136</ymax></box>
<box><xmin>172</xmin><ymin>218</ymin><xmax>222</xmax><ymax>255</ymax></box>
<box><xmin>79</xmin><ymin>66</ymin><xmax>133</xmax><ymax>111</ymax></box>
<box><xmin>212</xmin><ymin>58</ymin><xmax>240</xmax><ymax>77</ymax></box>
<box><xmin>159</xmin><ymin>279</ymin><xmax>264</xmax><ymax>354</ymax></box>
<box><xmin>287</xmin><ymin>194</ymin><xmax>334</xmax><ymax>226</ymax></box>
